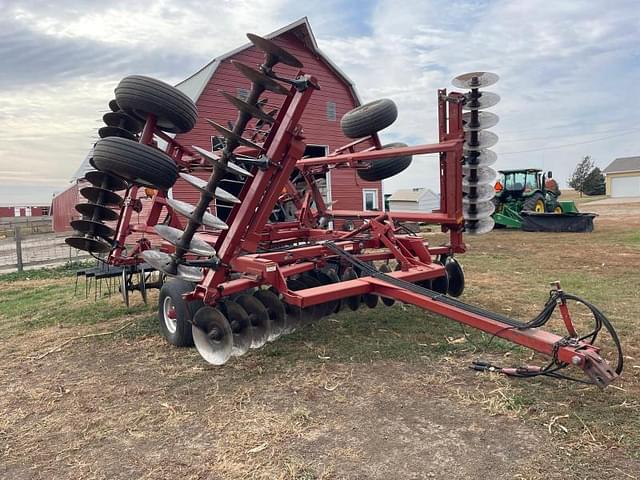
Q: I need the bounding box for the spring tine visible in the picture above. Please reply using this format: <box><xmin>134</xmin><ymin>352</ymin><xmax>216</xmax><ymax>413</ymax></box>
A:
<box><xmin>246</xmin><ymin>33</ymin><xmax>304</xmax><ymax>68</ymax></box>
<box><xmin>206</xmin><ymin>119</ymin><xmax>264</xmax><ymax>151</ymax></box>
<box><xmin>179</xmin><ymin>173</ymin><xmax>241</xmax><ymax>204</ymax></box>
<box><xmin>191</xmin><ymin>145</ymin><xmax>254</xmax><ymax>177</ymax></box>
<box><xmin>231</xmin><ymin>61</ymin><xmax>290</xmax><ymax>95</ymax></box>
<box><xmin>220</xmin><ymin>91</ymin><xmax>275</xmax><ymax>124</ymax></box>
<box><xmin>166</xmin><ymin>198</ymin><xmax>229</xmax><ymax>231</ymax></box>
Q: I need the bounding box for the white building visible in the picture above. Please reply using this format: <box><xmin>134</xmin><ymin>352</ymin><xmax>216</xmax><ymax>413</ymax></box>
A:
<box><xmin>388</xmin><ymin>188</ymin><xmax>439</xmax><ymax>212</ymax></box>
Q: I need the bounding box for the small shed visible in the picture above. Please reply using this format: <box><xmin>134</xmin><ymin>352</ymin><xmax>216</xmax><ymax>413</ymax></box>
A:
<box><xmin>603</xmin><ymin>156</ymin><xmax>640</xmax><ymax>197</ymax></box>
<box><xmin>388</xmin><ymin>188</ymin><xmax>439</xmax><ymax>212</ymax></box>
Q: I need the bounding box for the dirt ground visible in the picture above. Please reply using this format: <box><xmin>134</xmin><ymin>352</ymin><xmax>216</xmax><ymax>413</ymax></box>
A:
<box><xmin>1</xmin><ymin>200</ymin><xmax>639</xmax><ymax>479</ymax></box>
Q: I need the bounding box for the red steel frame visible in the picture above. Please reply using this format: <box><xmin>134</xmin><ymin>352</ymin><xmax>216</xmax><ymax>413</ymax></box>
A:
<box><xmin>105</xmin><ymin>76</ymin><xmax>617</xmax><ymax>386</ymax></box>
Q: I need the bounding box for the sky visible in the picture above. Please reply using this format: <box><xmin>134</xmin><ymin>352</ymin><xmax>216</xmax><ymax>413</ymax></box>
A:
<box><xmin>0</xmin><ymin>0</ymin><xmax>639</xmax><ymax>204</ymax></box>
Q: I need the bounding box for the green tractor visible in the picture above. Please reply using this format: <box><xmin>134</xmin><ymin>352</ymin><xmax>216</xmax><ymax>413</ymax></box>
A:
<box><xmin>492</xmin><ymin>169</ymin><xmax>578</xmax><ymax>229</ymax></box>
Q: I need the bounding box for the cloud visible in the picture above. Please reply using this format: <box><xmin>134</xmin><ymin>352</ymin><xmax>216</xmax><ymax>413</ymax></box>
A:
<box><xmin>0</xmin><ymin>0</ymin><xmax>638</xmax><ymax>204</ymax></box>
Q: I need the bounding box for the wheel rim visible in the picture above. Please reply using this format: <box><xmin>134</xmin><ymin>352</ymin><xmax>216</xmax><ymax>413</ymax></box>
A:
<box><xmin>535</xmin><ymin>200</ymin><xmax>545</xmax><ymax>213</ymax></box>
<box><xmin>163</xmin><ymin>296</ymin><xmax>178</xmax><ymax>334</ymax></box>
<box><xmin>554</xmin><ymin>206</ymin><xmax>562</xmax><ymax>213</ymax></box>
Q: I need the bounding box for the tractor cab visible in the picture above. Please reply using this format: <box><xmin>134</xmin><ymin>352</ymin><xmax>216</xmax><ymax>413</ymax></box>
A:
<box><xmin>495</xmin><ymin>169</ymin><xmax>544</xmax><ymax>201</ymax></box>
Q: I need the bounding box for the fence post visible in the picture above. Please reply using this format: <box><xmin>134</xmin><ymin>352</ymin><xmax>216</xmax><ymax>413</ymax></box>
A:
<box><xmin>15</xmin><ymin>226</ymin><xmax>23</xmax><ymax>272</ymax></box>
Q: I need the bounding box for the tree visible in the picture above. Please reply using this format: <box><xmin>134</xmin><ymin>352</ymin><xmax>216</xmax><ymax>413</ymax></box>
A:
<box><xmin>568</xmin><ymin>155</ymin><xmax>595</xmax><ymax>197</ymax></box>
<box><xmin>583</xmin><ymin>167</ymin><xmax>606</xmax><ymax>196</ymax></box>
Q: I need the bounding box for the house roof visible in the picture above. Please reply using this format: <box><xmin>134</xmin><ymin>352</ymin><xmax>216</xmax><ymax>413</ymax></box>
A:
<box><xmin>175</xmin><ymin>17</ymin><xmax>361</xmax><ymax>104</ymax></box>
<box><xmin>603</xmin><ymin>156</ymin><xmax>640</xmax><ymax>174</ymax></box>
<box><xmin>389</xmin><ymin>188</ymin><xmax>437</xmax><ymax>202</ymax></box>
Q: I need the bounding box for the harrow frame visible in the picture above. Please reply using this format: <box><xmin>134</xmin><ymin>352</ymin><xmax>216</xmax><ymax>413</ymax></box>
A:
<box><xmin>71</xmin><ymin>38</ymin><xmax>620</xmax><ymax>386</ymax></box>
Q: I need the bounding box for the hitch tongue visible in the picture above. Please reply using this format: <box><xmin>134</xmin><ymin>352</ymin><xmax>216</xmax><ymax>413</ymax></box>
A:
<box><xmin>582</xmin><ymin>350</ymin><xmax>618</xmax><ymax>389</ymax></box>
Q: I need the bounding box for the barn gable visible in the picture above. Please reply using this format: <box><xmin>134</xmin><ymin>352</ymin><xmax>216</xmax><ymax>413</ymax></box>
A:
<box><xmin>172</xmin><ymin>18</ymin><xmax>382</xmax><ymax>214</ymax></box>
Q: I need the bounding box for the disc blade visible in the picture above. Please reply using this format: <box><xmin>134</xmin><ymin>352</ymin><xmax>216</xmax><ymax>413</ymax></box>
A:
<box><xmin>464</xmin><ymin>149</ymin><xmax>497</xmax><ymax>167</ymax></box>
<box><xmin>235</xmin><ymin>294</ymin><xmax>271</xmax><ymax>348</ymax></box>
<box><xmin>70</xmin><ymin>219</ymin><xmax>114</xmax><ymax>239</ymax></box>
<box><xmin>453</xmin><ymin>71</ymin><xmax>499</xmax><ymax>89</ymax></box>
<box><xmin>463</xmin><ymin>183</ymin><xmax>496</xmax><ymax>203</ymax></box>
<box><xmin>65</xmin><ymin>235</ymin><xmax>112</xmax><ymax>253</ymax></box>
<box><xmin>154</xmin><ymin>224</ymin><xmax>216</xmax><ymax>256</ymax></box>
<box><xmin>286</xmin><ymin>278</ymin><xmax>312</xmax><ymax>327</ymax></box>
<box><xmin>166</xmin><ymin>198</ymin><xmax>229</xmax><ymax>230</ymax></box>
<box><xmin>464</xmin><ymin>201</ymin><xmax>495</xmax><ymax>220</ymax></box>
<box><xmin>176</xmin><ymin>264</ymin><xmax>204</xmax><ymax>283</ymax></box>
<box><xmin>297</xmin><ymin>274</ymin><xmax>325</xmax><ymax>321</ymax></box>
<box><xmin>84</xmin><ymin>171</ymin><xmax>127</xmax><ymax>191</ymax></box>
<box><xmin>341</xmin><ymin>267</ymin><xmax>361</xmax><ymax>311</ymax></box>
<box><xmin>79</xmin><ymin>186</ymin><xmax>124</xmax><ymax>207</ymax></box>
<box><xmin>462</xmin><ymin>111</ymin><xmax>499</xmax><ymax>131</ymax></box>
<box><xmin>464</xmin><ymin>130</ymin><xmax>498</xmax><ymax>150</ymax></box>
<box><xmin>463</xmin><ymin>91</ymin><xmax>500</xmax><ymax>110</ymax></box>
<box><xmin>98</xmin><ymin>125</ymin><xmax>136</xmax><ymax>141</ymax></box>
<box><xmin>206</xmin><ymin>119</ymin><xmax>264</xmax><ymax>151</ymax></box>
<box><xmin>254</xmin><ymin>289</ymin><xmax>288</xmax><ymax>338</ymax></box>
<box><xmin>219</xmin><ymin>91</ymin><xmax>275</xmax><ymax>124</ymax></box>
<box><xmin>108</xmin><ymin>99</ymin><xmax>119</xmax><ymax>112</ymax></box>
<box><xmin>191</xmin><ymin>145</ymin><xmax>254</xmax><ymax>177</ymax></box>
<box><xmin>222</xmin><ymin>301</ymin><xmax>253</xmax><ymax>357</ymax></box>
<box><xmin>378</xmin><ymin>264</ymin><xmax>396</xmax><ymax>306</ymax></box>
<box><xmin>178</xmin><ymin>173</ymin><xmax>241</xmax><ymax>204</ymax></box>
<box><xmin>465</xmin><ymin>217</ymin><xmax>495</xmax><ymax>235</ymax></box>
<box><xmin>192</xmin><ymin>307</ymin><xmax>233</xmax><ymax>365</ymax></box>
<box><xmin>462</xmin><ymin>166</ymin><xmax>498</xmax><ymax>186</ymax></box>
<box><xmin>246</xmin><ymin>33</ymin><xmax>304</xmax><ymax>68</ymax></box>
<box><xmin>231</xmin><ymin>61</ymin><xmax>290</xmax><ymax>95</ymax></box>
<box><xmin>75</xmin><ymin>202</ymin><xmax>119</xmax><ymax>222</ymax></box>
<box><xmin>141</xmin><ymin>249</ymin><xmax>177</xmax><ymax>276</ymax></box>
<box><xmin>102</xmin><ymin>111</ymin><xmax>142</xmax><ymax>133</ymax></box>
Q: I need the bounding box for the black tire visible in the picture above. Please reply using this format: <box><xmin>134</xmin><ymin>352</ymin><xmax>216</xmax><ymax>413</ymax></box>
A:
<box><xmin>357</xmin><ymin>143</ymin><xmax>412</xmax><ymax>182</ymax></box>
<box><xmin>158</xmin><ymin>279</ymin><xmax>203</xmax><ymax>347</ymax></box>
<box><xmin>340</xmin><ymin>98</ymin><xmax>397</xmax><ymax>139</ymax></box>
<box><xmin>93</xmin><ymin>137</ymin><xmax>178</xmax><ymax>190</ymax></box>
<box><xmin>522</xmin><ymin>192</ymin><xmax>545</xmax><ymax>212</ymax></box>
<box><xmin>115</xmin><ymin>75</ymin><xmax>197</xmax><ymax>134</ymax></box>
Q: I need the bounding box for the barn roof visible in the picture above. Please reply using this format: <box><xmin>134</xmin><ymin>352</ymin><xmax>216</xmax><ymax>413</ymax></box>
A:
<box><xmin>389</xmin><ymin>188</ymin><xmax>437</xmax><ymax>202</ymax></box>
<box><xmin>70</xmin><ymin>148</ymin><xmax>95</xmax><ymax>182</ymax></box>
<box><xmin>175</xmin><ymin>17</ymin><xmax>361</xmax><ymax>105</ymax></box>
<box><xmin>603</xmin><ymin>156</ymin><xmax>640</xmax><ymax>174</ymax></box>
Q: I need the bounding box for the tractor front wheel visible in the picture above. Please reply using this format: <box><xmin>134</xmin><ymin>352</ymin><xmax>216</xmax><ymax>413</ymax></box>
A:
<box><xmin>522</xmin><ymin>193</ymin><xmax>545</xmax><ymax>213</ymax></box>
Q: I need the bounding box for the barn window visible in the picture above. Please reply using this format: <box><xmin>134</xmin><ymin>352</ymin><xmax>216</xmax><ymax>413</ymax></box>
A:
<box><xmin>326</xmin><ymin>101</ymin><xmax>337</xmax><ymax>121</ymax></box>
<box><xmin>211</xmin><ymin>135</ymin><xmax>224</xmax><ymax>151</ymax></box>
<box><xmin>363</xmin><ymin>189</ymin><xmax>379</xmax><ymax>211</ymax></box>
<box><xmin>237</xmin><ymin>88</ymin><xmax>250</xmax><ymax>101</ymax></box>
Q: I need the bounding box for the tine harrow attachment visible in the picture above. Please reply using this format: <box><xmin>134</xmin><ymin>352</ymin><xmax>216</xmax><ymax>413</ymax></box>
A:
<box><xmin>63</xmin><ymin>32</ymin><xmax>623</xmax><ymax>390</ymax></box>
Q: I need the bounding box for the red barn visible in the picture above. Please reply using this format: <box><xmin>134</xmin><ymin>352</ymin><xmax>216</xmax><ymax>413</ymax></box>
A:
<box><xmin>0</xmin><ymin>204</ymin><xmax>50</xmax><ymax>218</ymax></box>
<box><xmin>53</xmin><ymin>18</ymin><xmax>382</xmax><ymax>234</ymax></box>
<box><xmin>172</xmin><ymin>17</ymin><xmax>381</xmax><ymax>215</ymax></box>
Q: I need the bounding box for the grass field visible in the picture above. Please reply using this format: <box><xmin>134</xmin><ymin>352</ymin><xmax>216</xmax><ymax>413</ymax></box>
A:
<box><xmin>1</xmin><ymin>200</ymin><xmax>639</xmax><ymax>479</ymax></box>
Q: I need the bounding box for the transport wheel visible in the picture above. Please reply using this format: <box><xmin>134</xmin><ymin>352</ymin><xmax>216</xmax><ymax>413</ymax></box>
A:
<box><xmin>445</xmin><ymin>258</ymin><xmax>465</xmax><ymax>297</ymax></box>
<box><xmin>341</xmin><ymin>267</ymin><xmax>361</xmax><ymax>311</ymax></box>
<box><xmin>158</xmin><ymin>279</ymin><xmax>203</xmax><ymax>347</ymax></box>
<box><xmin>115</xmin><ymin>75</ymin><xmax>198</xmax><ymax>134</ymax></box>
<box><xmin>254</xmin><ymin>289</ymin><xmax>288</xmax><ymax>337</ymax></box>
<box><xmin>92</xmin><ymin>137</ymin><xmax>178</xmax><ymax>190</ymax></box>
<box><xmin>340</xmin><ymin>98</ymin><xmax>398</xmax><ymax>139</ymax></box>
<box><xmin>356</xmin><ymin>143</ymin><xmax>412</xmax><ymax>182</ymax></box>
<box><xmin>522</xmin><ymin>193</ymin><xmax>545</xmax><ymax>213</ymax></box>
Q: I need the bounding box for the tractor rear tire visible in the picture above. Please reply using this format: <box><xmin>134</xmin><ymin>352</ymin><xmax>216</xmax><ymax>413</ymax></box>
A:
<box><xmin>115</xmin><ymin>75</ymin><xmax>198</xmax><ymax>134</ymax></box>
<box><xmin>340</xmin><ymin>98</ymin><xmax>397</xmax><ymax>139</ymax></box>
<box><xmin>92</xmin><ymin>137</ymin><xmax>178</xmax><ymax>190</ymax></box>
<box><xmin>356</xmin><ymin>143</ymin><xmax>412</xmax><ymax>182</ymax></box>
<box><xmin>158</xmin><ymin>279</ymin><xmax>203</xmax><ymax>347</ymax></box>
<box><xmin>522</xmin><ymin>193</ymin><xmax>545</xmax><ymax>213</ymax></box>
